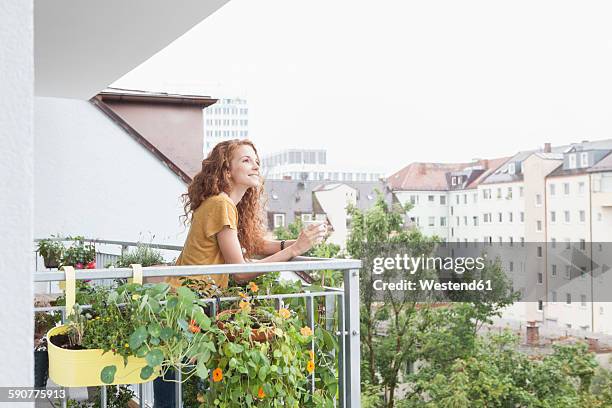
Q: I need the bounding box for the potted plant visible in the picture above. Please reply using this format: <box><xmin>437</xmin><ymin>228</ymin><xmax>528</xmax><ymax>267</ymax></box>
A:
<box><xmin>34</xmin><ymin>311</ymin><xmax>61</xmax><ymax>388</ymax></box>
<box><xmin>98</xmin><ymin>282</ymin><xmax>222</xmax><ymax>385</ymax></box>
<box><xmin>61</xmin><ymin>236</ymin><xmax>96</xmax><ymax>269</ymax></box>
<box><xmin>205</xmin><ymin>303</ymin><xmax>316</xmax><ymax>407</ymax></box>
<box><xmin>47</xmin><ymin>284</ymin><xmax>158</xmax><ymax>387</ymax></box>
<box><xmin>37</xmin><ymin>237</ymin><xmax>64</xmax><ymax>269</ymax></box>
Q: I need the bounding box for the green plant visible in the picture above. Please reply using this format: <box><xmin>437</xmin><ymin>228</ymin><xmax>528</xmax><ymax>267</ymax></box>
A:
<box><xmin>61</xmin><ymin>236</ymin><xmax>96</xmax><ymax>269</ymax></box>
<box><xmin>109</xmin><ymin>242</ymin><xmax>165</xmax><ymax>268</ymax></box>
<box><xmin>37</xmin><ymin>236</ymin><xmax>65</xmax><ymax>267</ymax></box>
<box><xmin>100</xmin><ymin>283</ymin><xmax>221</xmax><ymax>385</ymax></box>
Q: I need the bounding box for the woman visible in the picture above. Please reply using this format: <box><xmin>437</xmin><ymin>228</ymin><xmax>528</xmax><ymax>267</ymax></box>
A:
<box><xmin>154</xmin><ymin>139</ymin><xmax>326</xmax><ymax>407</ymax></box>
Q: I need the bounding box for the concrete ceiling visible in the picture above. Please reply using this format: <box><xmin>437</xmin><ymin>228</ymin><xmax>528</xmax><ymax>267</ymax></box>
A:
<box><xmin>35</xmin><ymin>0</ymin><xmax>229</xmax><ymax>100</ymax></box>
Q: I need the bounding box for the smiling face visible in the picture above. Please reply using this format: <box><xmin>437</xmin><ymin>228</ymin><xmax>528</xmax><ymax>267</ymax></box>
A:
<box><xmin>228</xmin><ymin>144</ymin><xmax>261</xmax><ymax>190</ymax></box>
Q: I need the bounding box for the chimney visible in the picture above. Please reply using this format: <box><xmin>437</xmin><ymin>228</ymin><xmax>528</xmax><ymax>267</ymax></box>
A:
<box><xmin>544</xmin><ymin>143</ymin><xmax>551</xmax><ymax>153</ymax></box>
<box><xmin>526</xmin><ymin>321</ymin><xmax>539</xmax><ymax>345</ymax></box>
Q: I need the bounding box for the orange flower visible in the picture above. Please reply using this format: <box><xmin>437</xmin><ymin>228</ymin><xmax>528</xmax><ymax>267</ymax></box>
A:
<box><xmin>300</xmin><ymin>326</ymin><xmax>313</xmax><ymax>337</ymax></box>
<box><xmin>239</xmin><ymin>300</ymin><xmax>251</xmax><ymax>312</ymax></box>
<box><xmin>248</xmin><ymin>281</ymin><xmax>259</xmax><ymax>293</ymax></box>
<box><xmin>307</xmin><ymin>360</ymin><xmax>315</xmax><ymax>374</ymax></box>
<box><xmin>308</xmin><ymin>350</ymin><xmax>315</xmax><ymax>361</ymax></box>
<box><xmin>189</xmin><ymin>319</ymin><xmax>201</xmax><ymax>333</ymax></box>
<box><xmin>212</xmin><ymin>367</ymin><xmax>223</xmax><ymax>382</ymax></box>
<box><xmin>278</xmin><ymin>308</ymin><xmax>291</xmax><ymax>319</ymax></box>
<box><xmin>257</xmin><ymin>386</ymin><xmax>265</xmax><ymax>399</ymax></box>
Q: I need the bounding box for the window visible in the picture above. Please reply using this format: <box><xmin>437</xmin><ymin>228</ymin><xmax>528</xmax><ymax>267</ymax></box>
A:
<box><xmin>550</xmin><ymin>211</ymin><xmax>556</xmax><ymax>223</ymax></box>
<box><xmin>463</xmin><ymin>216</ymin><xmax>468</xmax><ymax>226</ymax></box>
<box><xmin>550</xmin><ymin>184</ymin><xmax>556</xmax><ymax>196</ymax></box>
<box><xmin>520</xmin><ymin>212</ymin><xmax>525</xmax><ymax>223</ymax></box>
<box><xmin>428</xmin><ymin>195</ymin><xmax>435</xmax><ymax>202</ymax></box>
<box><xmin>537</xmin><ymin>246</ymin><xmax>543</xmax><ymax>257</ymax></box>
<box><xmin>563</xmin><ymin>183</ymin><xmax>570</xmax><ymax>195</ymax></box>
<box><xmin>508</xmin><ymin>212</ymin><xmax>513</xmax><ymax>222</ymax></box>
<box><xmin>301</xmin><ymin>213</ymin><xmax>313</xmax><ymax>222</ymax></box>
<box><xmin>519</xmin><ymin>186</ymin><xmax>524</xmax><ymax>197</ymax></box>
<box><xmin>509</xmin><ymin>261</ymin><xmax>514</xmax><ymax>271</ymax></box>
<box><xmin>473</xmin><ymin>193</ymin><xmax>478</xmax><ymax>203</ymax></box>
<box><xmin>536</xmin><ymin>220</ymin><xmax>542</xmax><ymax>232</ymax></box>
<box><xmin>483</xmin><ymin>189</ymin><xmax>491</xmax><ymax>199</ymax></box>
<box><xmin>552</xmin><ymin>264</ymin><xmax>557</xmax><ymax>276</ymax></box>
<box><xmin>455</xmin><ymin>216</ymin><xmax>460</xmax><ymax>225</ymax></box>
<box><xmin>568</xmin><ymin>153</ymin><xmax>577</xmax><ymax>169</ymax></box>
<box><xmin>498</xmin><ymin>212</ymin><xmax>503</xmax><ymax>223</ymax></box>
<box><xmin>410</xmin><ymin>195</ymin><xmax>419</xmax><ymax>205</ymax></box>
<box><xmin>552</xmin><ymin>291</ymin><xmax>557</xmax><ymax>302</ymax></box>
<box><xmin>450</xmin><ymin>206</ymin><xmax>454</xmax><ymax>215</ymax></box>
<box><xmin>509</xmin><ymin>236</ymin><xmax>514</xmax><ymax>246</ymax></box>
<box><xmin>551</xmin><ymin>238</ymin><xmax>556</xmax><ymax>248</ymax></box>
<box><xmin>473</xmin><ymin>216</ymin><xmax>479</xmax><ymax>226</ymax></box>
<box><xmin>580</xmin><ymin>152</ymin><xmax>588</xmax><ymax>168</ymax></box>
<box><xmin>564</xmin><ymin>211</ymin><xmax>570</xmax><ymax>223</ymax></box>
<box><xmin>565</xmin><ymin>265</ymin><xmax>571</xmax><ymax>279</ymax></box>
<box><xmin>578</xmin><ymin>182</ymin><xmax>585</xmax><ymax>195</ymax></box>
<box><xmin>273</xmin><ymin>213</ymin><xmax>285</xmax><ymax>228</ymax></box>
<box><xmin>538</xmin><ymin>300</ymin><xmax>543</xmax><ymax>311</ymax></box>
<box><xmin>581</xmin><ymin>294</ymin><xmax>587</xmax><ymax>306</ymax></box>
<box><xmin>440</xmin><ymin>217</ymin><xmax>446</xmax><ymax>226</ymax></box>
<box><xmin>520</xmin><ymin>237</ymin><xmax>525</xmax><ymax>246</ymax></box>
<box><xmin>579</xmin><ymin>210</ymin><xmax>585</xmax><ymax>223</ymax></box>
<box><xmin>451</xmin><ymin>176</ymin><xmax>457</xmax><ymax>186</ymax></box>
<box><xmin>463</xmin><ymin>194</ymin><xmax>467</xmax><ymax>204</ymax></box>
<box><xmin>580</xmin><ymin>239</ymin><xmax>586</xmax><ymax>251</ymax></box>
<box><xmin>538</xmin><ymin>272</ymin><xmax>543</xmax><ymax>284</ymax></box>
<box><xmin>507</xmin><ymin>187</ymin><xmax>513</xmax><ymax>199</ymax></box>
<box><xmin>497</xmin><ymin>188</ymin><xmax>502</xmax><ymax>199</ymax></box>
<box><xmin>455</xmin><ymin>195</ymin><xmax>459</xmax><ymax>205</ymax></box>
<box><xmin>565</xmin><ymin>239</ymin><xmax>571</xmax><ymax>249</ymax></box>
<box><xmin>566</xmin><ymin>293</ymin><xmax>572</xmax><ymax>304</ymax></box>
<box><xmin>440</xmin><ymin>195</ymin><xmax>446</xmax><ymax>205</ymax></box>
<box><xmin>508</xmin><ymin>163</ymin><xmax>516</xmax><ymax>174</ymax></box>
<box><xmin>428</xmin><ymin>217</ymin><xmax>435</xmax><ymax>227</ymax></box>
<box><xmin>535</xmin><ymin>194</ymin><xmax>542</xmax><ymax>206</ymax></box>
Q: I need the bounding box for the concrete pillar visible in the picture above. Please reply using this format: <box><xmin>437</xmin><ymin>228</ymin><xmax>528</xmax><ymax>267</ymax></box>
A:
<box><xmin>0</xmin><ymin>0</ymin><xmax>34</xmax><ymax>399</ymax></box>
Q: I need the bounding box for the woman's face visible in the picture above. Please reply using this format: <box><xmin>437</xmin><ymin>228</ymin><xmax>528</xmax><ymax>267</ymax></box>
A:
<box><xmin>229</xmin><ymin>144</ymin><xmax>261</xmax><ymax>189</ymax></box>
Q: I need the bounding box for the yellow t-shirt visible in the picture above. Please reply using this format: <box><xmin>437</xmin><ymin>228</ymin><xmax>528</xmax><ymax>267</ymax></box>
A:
<box><xmin>168</xmin><ymin>194</ymin><xmax>238</xmax><ymax>289</ymax></box>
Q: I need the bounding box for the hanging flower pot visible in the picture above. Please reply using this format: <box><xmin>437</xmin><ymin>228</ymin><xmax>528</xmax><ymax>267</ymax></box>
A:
<box><xmin>216</xmin><ymin>309</ymin><xmax>275</xmax><ymax>343</ymax></box>
<box><xmin>47</xmin><ymin>325</ymin><xmax>158</xmax><ymax>387</ymax></box>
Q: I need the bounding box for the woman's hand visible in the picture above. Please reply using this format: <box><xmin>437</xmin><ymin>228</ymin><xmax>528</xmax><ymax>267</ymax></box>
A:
<box><xmin>292</xmin><ymin>223</ymin><xmax>328</xmax><ymax>256</ymax></box>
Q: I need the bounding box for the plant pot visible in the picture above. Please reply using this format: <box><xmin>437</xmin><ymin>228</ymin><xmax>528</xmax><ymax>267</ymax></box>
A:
<box><xmin>43</xmin><ymin>256</ymin><xmax>59</xmax><ymax>269</ymax></box>
<box><xmin>47</xmin><ymin>325</ymin><xmax>159</xmax><ymax>387</ymax></box>
<box><xmin>34</xmin><ymin>349</ymin><xmax>49</xmax><ymax>388</ymax></box>
<box><xmin>216</xmin><ymin>309</ymin><xmax>275</xmax><ymax>343</ymax></box>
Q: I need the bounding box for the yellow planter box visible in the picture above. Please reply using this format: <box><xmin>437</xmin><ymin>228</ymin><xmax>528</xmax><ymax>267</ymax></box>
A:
<box><xmin>47</xmin><ymin>325</ymin><xmax>158</xmax><ymax>387</ymax></box>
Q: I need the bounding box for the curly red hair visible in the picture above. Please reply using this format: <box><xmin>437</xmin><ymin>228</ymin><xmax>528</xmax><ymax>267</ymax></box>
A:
<box><xmin>181</xmin><ymin>139</ymin><xmax>265</xmax><ymax>258</ymax></box>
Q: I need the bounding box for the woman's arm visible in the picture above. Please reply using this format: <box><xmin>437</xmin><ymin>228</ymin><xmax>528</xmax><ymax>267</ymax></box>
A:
<box><xmin>259</xmin><ymin>239</ymin><xmax>297</xmax><ymax>256</ymax></box>
<box><xmin>217</xmin><ymin>225</ymin><xmax>326</xmax><ymax>283</ymax></box>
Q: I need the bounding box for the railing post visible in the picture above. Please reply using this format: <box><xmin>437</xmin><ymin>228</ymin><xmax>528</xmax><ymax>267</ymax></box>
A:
<box><xmin>344</xmin><ymin>268</ymin><xmax>360</xmax><ymax>407</ymax></box>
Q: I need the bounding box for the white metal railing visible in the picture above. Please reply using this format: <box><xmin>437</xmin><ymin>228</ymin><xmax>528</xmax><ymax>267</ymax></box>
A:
<box><xmin>33</xmin><ymin>239</ymin><xmax>361</xmax><ymax>408</ymax></box>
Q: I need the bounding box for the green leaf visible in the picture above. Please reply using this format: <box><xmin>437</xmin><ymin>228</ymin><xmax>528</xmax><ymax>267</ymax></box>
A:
<box><xmin>159</xmin><ymin>327</ymin><xmax>173</xmax><ymax>341</ymax></box>
<box><xmin>177</xmin><ymin>318</ymin><xmax>189</xmax><ymax>332</ymax></box>
<box><xmin>258</xmin><ymin>366</ymin><xmax>268</xmax><ymax>381</ymax></box>
<box><xmin>196</xmin><ymin>362</ymin><xmax>209</xmax><ymax>379</ymax></box>
<box><xmin>176</xmin><ymin>286</ymin><xmax>196</xmax><ymax>303</ymax></box>
<box><xmin>100</xmin><ymin>365</ymin><xmax>117</xmax><ymax>384</ymax></box>
<box><xmin>147</xmin><ymin>322</ymin><xmax>161</xmax><ymax>338</ymax></box>
<box><xmin>140</xmin><ymin>365</ymin><xmax>154</xmax><ymax>380</ymax></box>
<box><xmin>145</xmin><ymin>348</ymin><xmax>164</xmax><ymax>367</ymax></box>
<box><xmin>135</xmin><ymin>346</ymin><xmax>148</xmax><ymax>358</ymax></box>
<box><xmin>166</xmin><ymin>297</ymin><xmax>178</xmax><ymax>309</ymax></box>
<box><xmin>129</xmin><ymin>326</ymin><xmax>148</xmax><ymax>350</ymax></box>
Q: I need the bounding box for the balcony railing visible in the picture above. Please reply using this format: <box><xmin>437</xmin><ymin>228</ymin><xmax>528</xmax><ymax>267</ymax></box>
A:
<box><xmin>34</xmin><ymin>238</ymin><xmax>362</xmax><ymax>408</ymax></box>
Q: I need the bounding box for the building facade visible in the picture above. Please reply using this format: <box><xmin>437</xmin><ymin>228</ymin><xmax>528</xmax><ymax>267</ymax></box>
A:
<box><xmin>203</xmin><ymin>97</ymin><xmax>249</xmax><ymax>156</ymax></box>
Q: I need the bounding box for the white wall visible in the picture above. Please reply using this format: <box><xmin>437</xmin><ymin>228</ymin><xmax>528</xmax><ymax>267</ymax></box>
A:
<box><xmin>35</xmin><ymin>97</ymin><xmax>190</xmax><ymax>252</ymax></box>
<box><xmin>395</xmin><ymin>191</ymin><xmax>449</xmax><ymax>239</ymax></box>
<box><xmin>0</xmin><ymin>0</ymin><xmax>34</xmax><ymax>393</ymax></box>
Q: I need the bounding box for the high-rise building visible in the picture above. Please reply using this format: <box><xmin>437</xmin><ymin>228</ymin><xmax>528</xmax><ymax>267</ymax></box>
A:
<box><xmin>203</xmin><ymin>97</ymin><xmax>249</xmax><ymax>156</ymax></box>
<box><xmin>262</xmin><ymin>148</ymin><xmax>384</xmax><ymax>182</ymax></box>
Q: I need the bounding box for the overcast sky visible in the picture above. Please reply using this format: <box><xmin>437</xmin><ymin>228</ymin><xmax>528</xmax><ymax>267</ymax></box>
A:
<box><xmin>113</xmin><ymin>0</ymin><xmax>612</xmax><ymax>176</ymax></box>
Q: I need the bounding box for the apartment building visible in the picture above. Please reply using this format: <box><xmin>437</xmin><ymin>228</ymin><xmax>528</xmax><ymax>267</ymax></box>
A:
<box><xmin>389</xmin><ymin>139</ymin><xmax>612</xmax><ymax>334</ymax></box>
